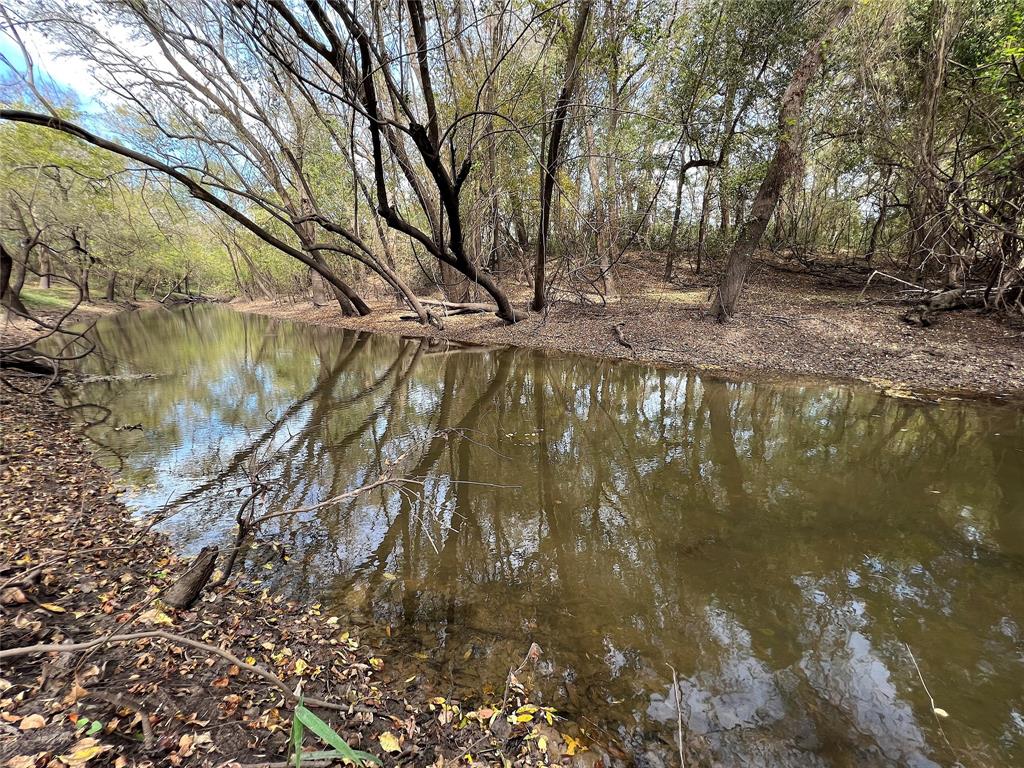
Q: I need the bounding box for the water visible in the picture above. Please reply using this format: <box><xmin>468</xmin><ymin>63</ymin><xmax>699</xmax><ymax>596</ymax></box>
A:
<box><xmin>57</xmin><ymin>305</ymin><xmax>1024</xmax><ymax>766</ymax></box>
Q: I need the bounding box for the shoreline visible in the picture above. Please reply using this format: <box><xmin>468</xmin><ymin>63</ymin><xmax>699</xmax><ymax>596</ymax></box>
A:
<box><xmin>229</xmin><ymin>270</ymin><xmax>1024</xmax><ymax>401</ymax></box>
<box><xmin>0</xmin><ymin>350</ymin><xmax>565</xmax><ymax>767</ymax></box>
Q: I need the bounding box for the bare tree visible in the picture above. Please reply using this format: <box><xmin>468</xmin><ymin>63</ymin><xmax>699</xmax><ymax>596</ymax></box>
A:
<box><xmin>532</xmin><ymin>0</ymin><xmax>592</xmax><ymax>312</ymax></box>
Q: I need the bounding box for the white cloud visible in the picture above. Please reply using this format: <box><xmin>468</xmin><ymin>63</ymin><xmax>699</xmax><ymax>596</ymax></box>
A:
<box><xmin>0</xmin><ymin>27</ymin><xmax>106</xmax><ymax>100</ymax></box>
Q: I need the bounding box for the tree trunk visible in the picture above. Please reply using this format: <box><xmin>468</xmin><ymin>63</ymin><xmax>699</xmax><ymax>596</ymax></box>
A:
<box><xmin>1</xmin><ymin>243</ymin><xmax>28</xmax><ymax>315</ymax></box>
<box><xmin>38</xmin><ymin>250</ymin><xmax>52</xmax><ymax>289</ymax></box>
<box><xmin>532</xmin><ymin>0</ymin><xmax>592</xmax><ymax>312</ymax></box>
<box><xmin>665</xmin><ymin>155</ymin><xmax>686</xmax><ymax>281</ymax></box>
<box><xmin>11</xmin><ymin>253</ymin><xmax>26</xmax><ymax>295</ymax></box>
<box><xmin>80</xmin><ymin>262</ymin><xmax>93</xmax><ymax>304</ymax></box>
<box><xmin>710</xmin><ymin>4</ymin><xmax>851</xmax><ymax>321</ymax></box>
<box><xmin>909</xmin><ymin>1</ymin><xmax>957</xmax><ymax>276</ymax></box>
<box><xmin>695</xmin><ymin>169</ymin><xmax>714</xmax><ymax>275</ymax></box>
<box><xmin>105</xmin><ymin>271</ymin><xmax>117</xmax><ymax>301</ymax></box>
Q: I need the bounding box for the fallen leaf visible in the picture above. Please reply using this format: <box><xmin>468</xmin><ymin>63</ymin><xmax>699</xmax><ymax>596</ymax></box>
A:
<box><xmin>63</xmin><ymin>682</ymin><xmax>89</xmax><ymax>705</ymax></box>
<box><xmin>39</xmin><ymin>603</ymin><xmax>66</xmax><ymax>613</ymax></box>
<box><xmin>178</xmin><ymin>733</ymin><xmax>195</xmax><ymax>757</ymax></box>
<box><xmin>0</xmin><ymin>588</ymin><xmax>27</xmax><ymax>606</ymax></box>
<box><xmin>58</xmin><ymin>738</ymin><xmax>110</xmax><ymax>767</ymax></box>
<box><xmin>138</xmin><ymin>608</ymin><xmax>174</xmax><ymax>627</ymax></box>
<box><xmin>563</xmin><ymin>734</ymin><xmax>585</xmax><ymax>756</ymax></box>
<box><xmin>19</xmin><ymin>714</ymin><xmax>46</xmax><ymax>730</ymax></box>
<box><xmin>378</xmin><ymin>732</ymin><xmax>401</xmax><ymax>753</ymax></box>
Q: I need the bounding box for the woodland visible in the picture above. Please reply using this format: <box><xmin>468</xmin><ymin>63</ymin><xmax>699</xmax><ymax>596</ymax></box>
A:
<box><xmin>0</xmin><ymin>0</ymin><xmax>1021</xmax><ymax>337</ymax></box>
<box><xmin>2</xmin><ymin>2</ymin><xmax>1024</xmax><ymax>766</ymax></box>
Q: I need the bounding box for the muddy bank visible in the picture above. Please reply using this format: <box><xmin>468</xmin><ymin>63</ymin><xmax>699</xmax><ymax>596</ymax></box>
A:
<box><xmin>0</xmin><ymin>388</ymin><xmax>578</xmax><ymax>767</ymax></box>
<box><xmin>232</xmin><ymin>268</ymin><xmax>1024</xmax><ymax>399</ymax></box>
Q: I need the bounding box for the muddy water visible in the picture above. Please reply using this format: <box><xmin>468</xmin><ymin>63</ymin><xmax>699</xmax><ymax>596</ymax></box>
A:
<box><xmin>59</xmin><ymin>305</ymin><xmax>1024</xmax><ymax>767</ymax></box>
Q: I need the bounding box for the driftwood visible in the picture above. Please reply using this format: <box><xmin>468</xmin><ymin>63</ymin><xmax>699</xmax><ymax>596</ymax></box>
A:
<box><xmin>161</xmin><ymin>545</ymin><xmax>218</xmax><ymax>608</ymax></box>
<box><xmin>421</xmin><ymin>298</ymin><xmax>498</xmax><ymax>314</ymax></box>
<box><xmin>613</xmin><ymin>322</ymin><xmax>634</xmax><ymax>352</ymax></box>
<box><xmin>901</xmin><ymin>288</ymin><xmax>979</xmax><ymax>326</ymax></box>
<box><xmin>400</xmin><ymin>299</ymin><xmax>498</xmax><ymax>324</ymax></box>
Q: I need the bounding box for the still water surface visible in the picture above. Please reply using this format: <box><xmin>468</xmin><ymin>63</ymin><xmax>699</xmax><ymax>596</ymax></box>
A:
<box><xmin>61</xmin><ymin>305</ymin><xmax>1024</xmax><ymax>767</ymax></box>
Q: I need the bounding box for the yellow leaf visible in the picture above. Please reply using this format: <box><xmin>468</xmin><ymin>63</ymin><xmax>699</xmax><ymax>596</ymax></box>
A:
<box><xmin>39</xmin><ymin>603</ymin><xmax>66</xmax><ymax>613</ymax></box>
<box><xmin>59</xmin><ymin>738</ymin><xmax>110</xmax><ymax>767</ymax></box>
<box><xmin>138</xmin><ymin>608</ymin><xmax>174</xmax><ymax>627</ymax></box>
<box><xmin>369</xmin><ymin>657</ymin><xmax>384</xmax><ymax>671</ymax></box>
<box><xmin>378</xmin><ymin>732</ymin><xmax>401</xmax><ymax>753</ymax></box>
<box><xmin>513</xmin><ymin>713</ymin><xmax>533</xmax><ymax>723</ymax></box>
<box><xmin>563</xmin><ymin>735</ymin><xmax>585</xmax><ymax>756</ymax></box>
<box><xmin>294</xmin><ymin>659</ymin><xmax>309</xmax><ymax>675</ymax></box>
<box><xmin>382</xmin><ymin>573</ymin><xmax>398</xmax><ymax>581</ymax></box>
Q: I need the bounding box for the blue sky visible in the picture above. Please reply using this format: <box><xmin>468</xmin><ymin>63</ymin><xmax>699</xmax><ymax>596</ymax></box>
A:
<box><xmin>0</xmin><ymin>28</ymin><xmax>102</xmax><ymax>107</ymax></box>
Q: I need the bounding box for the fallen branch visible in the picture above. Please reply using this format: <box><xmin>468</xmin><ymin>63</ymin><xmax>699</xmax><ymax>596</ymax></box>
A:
<box><xmin>419</xmin><ymin>298</ymin><xmax>497</xmax><ymax>316</ymax></box>
<box><xmin>0</xmin><ymin>630</ymin><xmax>375</xmax><ymax>714</ymax></box>
<box><xmin>612</xmin><ymin>322</ymin><xmax>633</xmax><ymax>352</ymax></box>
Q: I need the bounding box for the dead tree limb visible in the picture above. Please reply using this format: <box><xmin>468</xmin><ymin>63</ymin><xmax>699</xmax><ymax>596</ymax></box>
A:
<box><xmin>0</xmin><ymin>630</ymin><xmax>375</xmax><ymax>714</ymax></box>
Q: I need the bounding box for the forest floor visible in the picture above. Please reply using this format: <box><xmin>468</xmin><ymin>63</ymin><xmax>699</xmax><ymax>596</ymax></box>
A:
<box><xmin>1</xmin><ymin>317</ymin><xmax>573</xmax><ymax>767</ymax></box>
<box><xmin>234</xmin><ymin>257</ymin><xmax>1024</xmax><ymax>400</ymax></box>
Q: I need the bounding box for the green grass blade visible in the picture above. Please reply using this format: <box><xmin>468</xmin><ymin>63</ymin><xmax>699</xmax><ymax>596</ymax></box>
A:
<box><xmin>294</xmin><ymin>705</ymin><xmax>381</xmax><ymax>766</ymax></box>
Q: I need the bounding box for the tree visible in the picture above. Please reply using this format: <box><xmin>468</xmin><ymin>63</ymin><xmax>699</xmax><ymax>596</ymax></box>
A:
<box><xmin>532</xmin><ymin>0</ymin><xmax>592</xmax><ymax>312</ymax></box>
<box><xmin>710</xmin><ymin>2</ymin><xmax>853</xmax><ymax>321</ymax></box>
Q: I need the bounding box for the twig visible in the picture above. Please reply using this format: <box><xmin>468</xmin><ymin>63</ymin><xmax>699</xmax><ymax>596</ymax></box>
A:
<box><xmin>0</xmin><ymin>630</ymin><xmax>375</xmax><ymax>715</ymax></box>
<box><xmin>904</xmin><ymin>642</ymin><xmax>956</xmax><ymax>759</ymax></box>
<box><xmin>92</xmin><ymin>691</ymin><xmax>155</xmax><ymax>751</ymax></box>
<box><xmin>669</xmin><ymin>664</ymin><xmax>685</xmax><ymax>768</ymax></box>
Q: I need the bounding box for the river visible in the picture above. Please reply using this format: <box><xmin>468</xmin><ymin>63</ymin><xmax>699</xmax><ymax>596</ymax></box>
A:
<box><xmin>56</xmin><ymin>304</ymin><xmax>1024</xmax><ymax>767</ymax></box>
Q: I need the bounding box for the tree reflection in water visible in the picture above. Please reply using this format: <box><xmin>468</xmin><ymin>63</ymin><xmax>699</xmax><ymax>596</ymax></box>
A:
<box><xmin>61</xmin><ymin>305</ymin><xmax>1024</xmax><ymax>767</ymax></box>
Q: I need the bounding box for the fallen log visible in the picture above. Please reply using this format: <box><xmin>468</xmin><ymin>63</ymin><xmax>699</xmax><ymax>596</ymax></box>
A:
<box><xmin>0</xmin><ymin>353</ymin><xmax>58</xmax><ymax>377</ymax></box>
<box><xmin>162</xmin><ymin>545</ymin><xmax>218</xmax><ymax>608</ymax></box>
<box><xmin>420</xmin><ymin>299</ymin><xmax>499</xmax><ymax>315</ymax></box>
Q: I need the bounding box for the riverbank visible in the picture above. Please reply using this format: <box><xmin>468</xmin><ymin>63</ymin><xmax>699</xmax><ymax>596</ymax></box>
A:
<box><xmin>0</xmin><ymin>391</ymin><xmax>568</xmax><ymax>766</ymax></box>
<box><xmin>233</xmin><ymin>266</ymin><xmax>1024</xmax><ymax>400</ymax></box>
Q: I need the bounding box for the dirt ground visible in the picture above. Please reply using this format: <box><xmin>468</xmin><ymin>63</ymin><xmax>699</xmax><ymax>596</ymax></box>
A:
<box><xmin>233</xmin><ymin>261</ymin><xmax>1024</xmax><ymax>400</ymax></box>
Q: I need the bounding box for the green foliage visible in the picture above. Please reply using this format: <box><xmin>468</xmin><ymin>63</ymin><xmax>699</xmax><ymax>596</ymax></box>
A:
<box><xmin>287</xmin><ymin>700</ymin><xmax>380</xmax><ymax>768</ymax></box>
